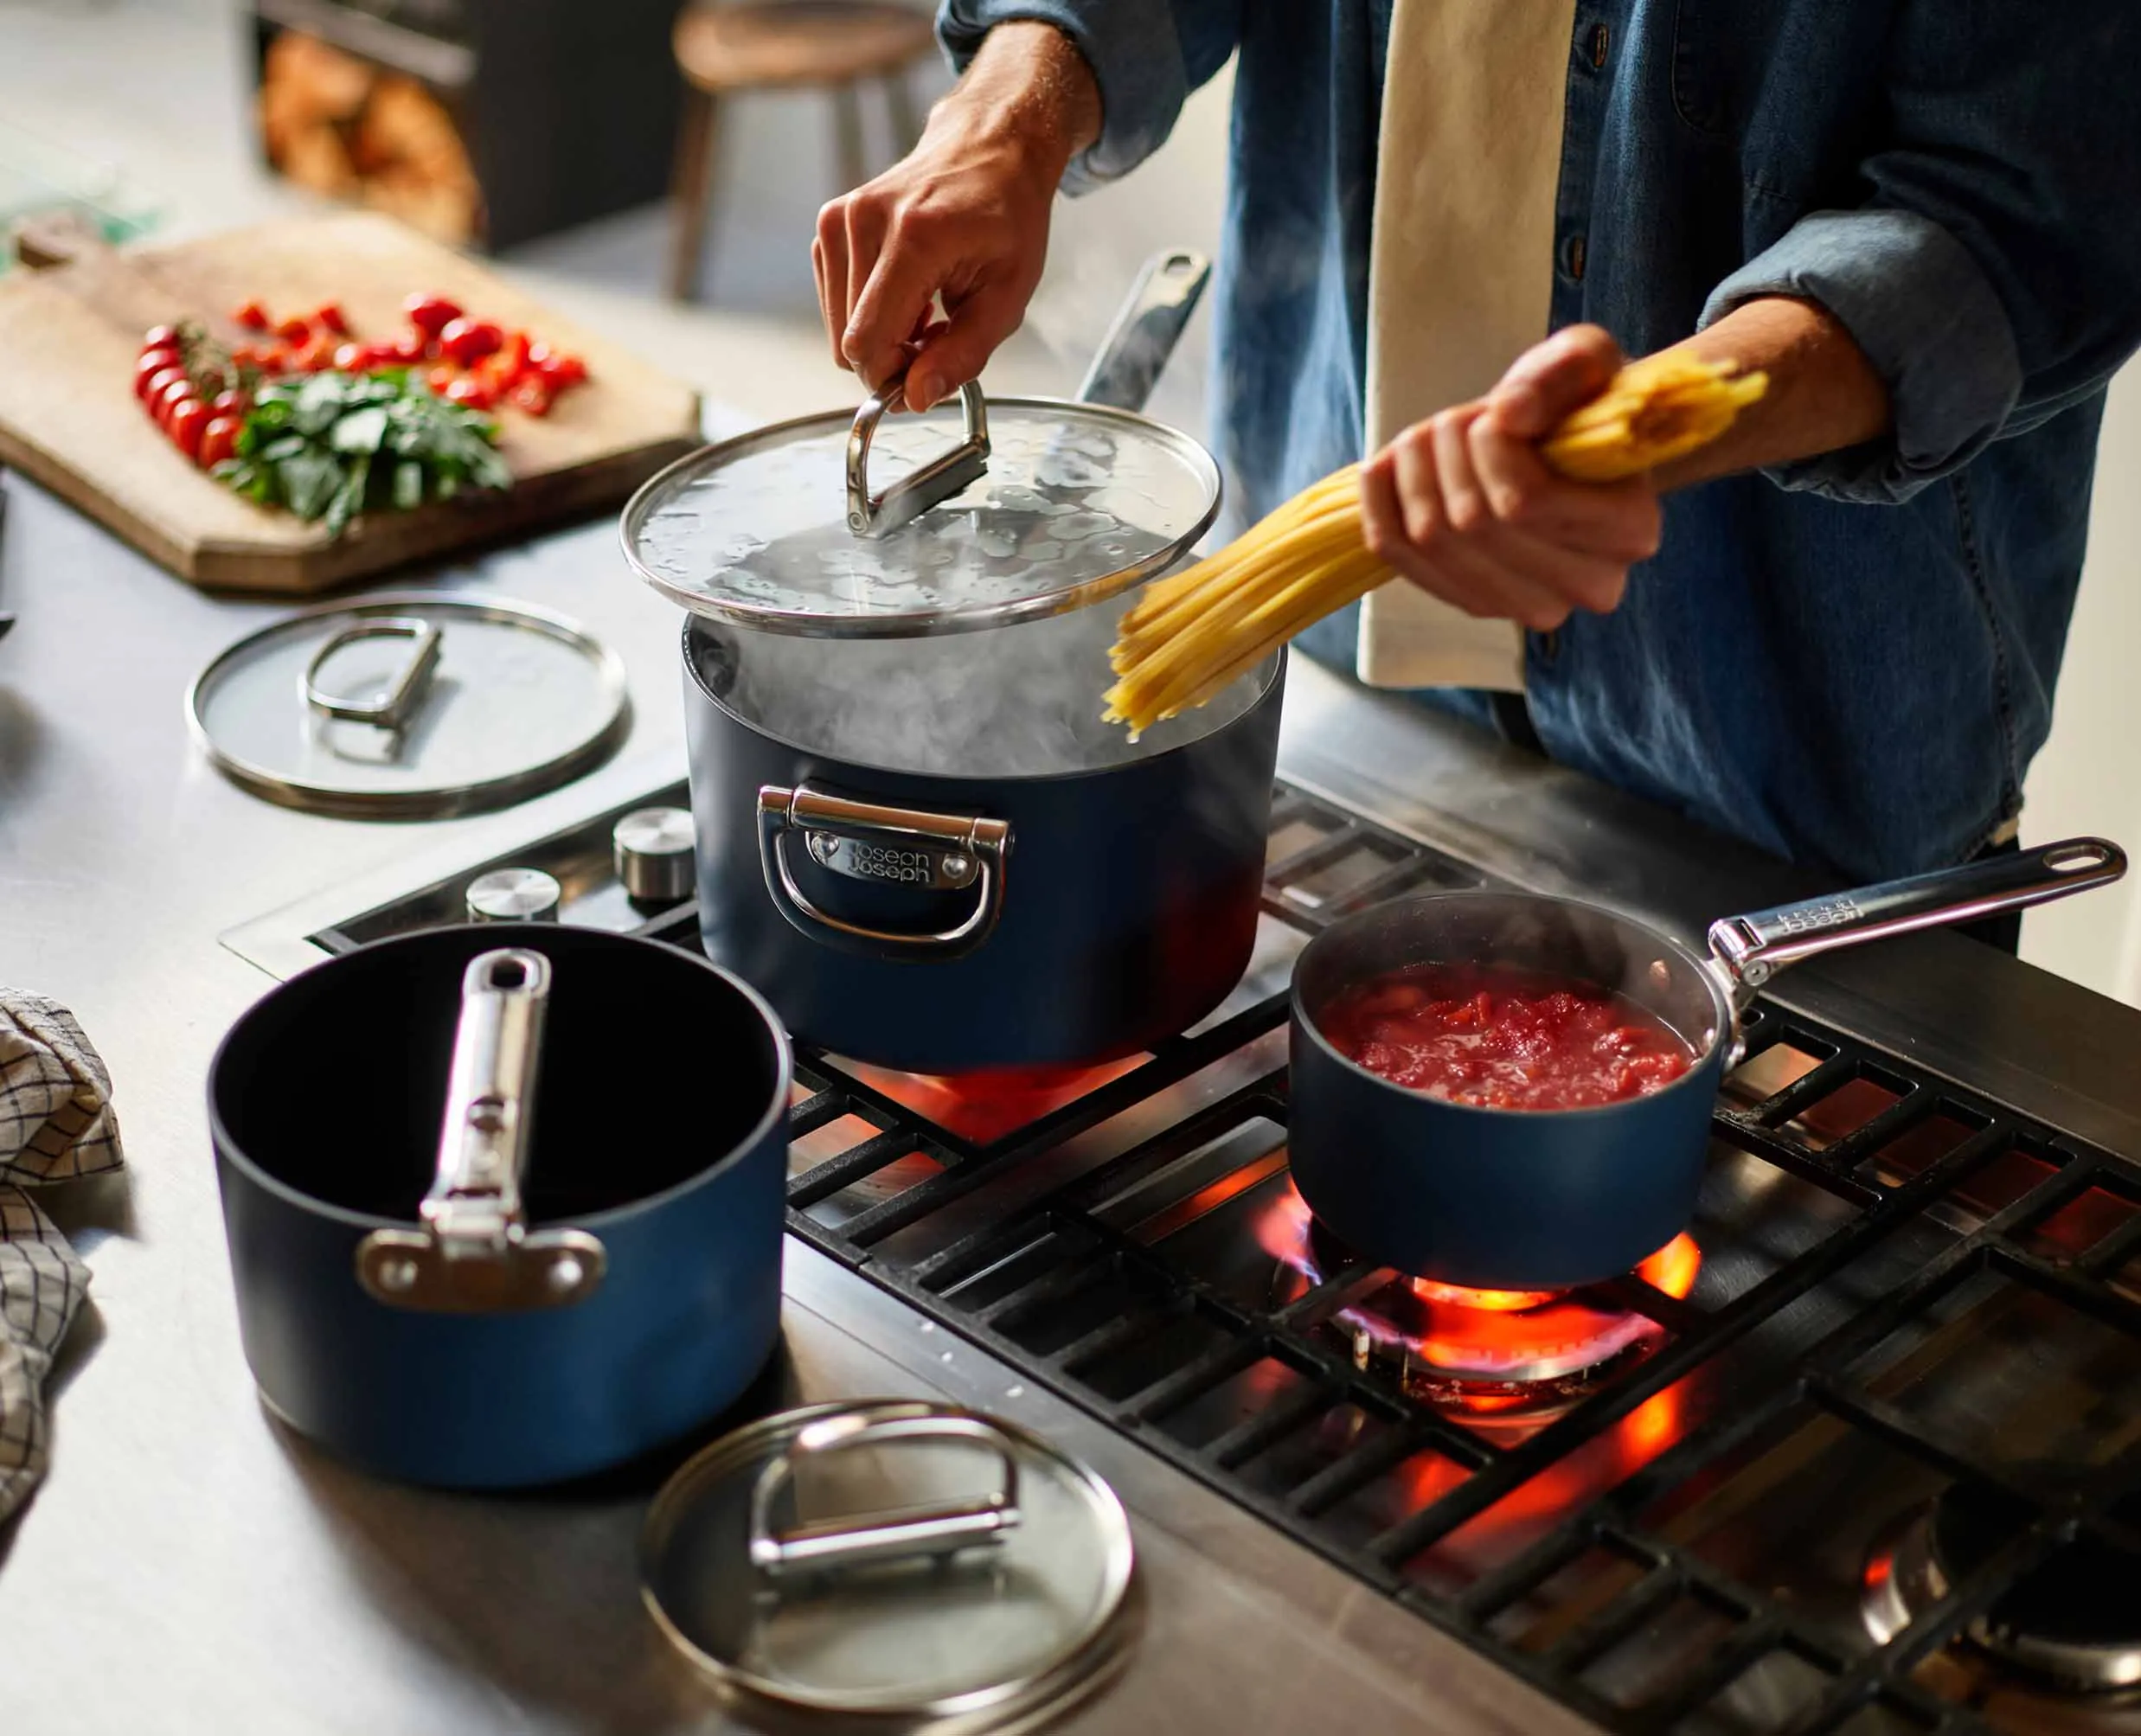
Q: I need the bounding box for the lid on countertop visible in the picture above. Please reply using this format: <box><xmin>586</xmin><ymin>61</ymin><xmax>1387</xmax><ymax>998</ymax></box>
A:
<box><xmin>642</xmin><ymin>1400</ymin><xmax>1136</xmax><ymax>1729</ymax></box>
<box><xmin>619</xmin><ymin>381</ymin><xmax>1221</xmax><ymax>640</ymax></box>
<box><xmin>186</xmin><ymin>593</ymin><xmax>631</xmax><ymax>820</ymax></box>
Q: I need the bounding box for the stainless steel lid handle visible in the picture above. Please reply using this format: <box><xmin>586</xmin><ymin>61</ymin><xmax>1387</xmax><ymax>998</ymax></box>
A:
<box><xmin>844</xmin><ymin>376</ymin><xmax>990</xmax><ymax>538</ymax></box>
<box><xmin>301</xmin><ymin>618</ymin><xmax>443</xmax><ymax>730</ymax></box>
<box><xmin>756</xmin><ymin>783</ymin><xmax>1010</xmax><ymax>959</ymax></box>
<box><xmin>1708</xmin><ymin>836</ymin><xmax>2127</xmax><ymax>1003</ymax></box>
<box><xmin>356</xmin><ymin>947</ymin><xmax>606</xmax><ymax>1312</ymax></box>
<box><xmin>747</xmin><ymin>1411</ymin><xmax>1023</xmax><ymax>1585</ymax></box>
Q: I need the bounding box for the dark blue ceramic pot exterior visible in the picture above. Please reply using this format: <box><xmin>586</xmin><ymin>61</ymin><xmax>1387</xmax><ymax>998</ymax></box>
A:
<box><xmin>1286</xmin><ymin>892</ymin><xmax>1733</xmax><ymax>1291</ymax></box>
<box><xmin>683</xmin><ymin>621</ymin><xmax>1285</xmax><ymax>1073</ymax></box>
<box><xmin>208</xmin><ymin>924</ymin><xmax>790</xmax><ymax>1489</ymax></box>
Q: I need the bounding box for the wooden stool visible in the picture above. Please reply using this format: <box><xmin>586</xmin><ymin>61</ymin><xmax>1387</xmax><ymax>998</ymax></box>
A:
<box><xmin>669</xmin><ymin>1</ymin><xmax>937</xmax><ymax>302</ymax></box>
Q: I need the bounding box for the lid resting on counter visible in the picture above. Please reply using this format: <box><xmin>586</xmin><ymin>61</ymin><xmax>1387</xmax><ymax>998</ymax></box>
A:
<box><xmin>186</xmin><ymin>593</ymin><xmax>631</xmax><ymax>820</ymax></box>
<box><xmin>642</xmin><ymin>1400</ymin><xmax>1136</xmax><ymax>1730</ymax></box>
<box><xmin>619</xmin><ymin>382</ymin><xmax>1221</xmax><ymax>639</ymax></box>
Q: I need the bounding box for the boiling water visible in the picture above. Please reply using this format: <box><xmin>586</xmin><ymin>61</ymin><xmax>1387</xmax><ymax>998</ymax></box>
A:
<box><xmin>692</xmin><ymin>604</ymin><xmax>1273</xmax><ymax>778</ymax></box>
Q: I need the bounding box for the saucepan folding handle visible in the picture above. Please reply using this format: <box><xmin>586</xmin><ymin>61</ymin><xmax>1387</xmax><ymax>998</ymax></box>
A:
<box><xmin>757</xmin><ymin>783</ymin><xmax>1010</xmax><ymax>959</ymax></box>
<box><xmin>1707</xmin><ymin>836</ymin><xmax>2127</xmax><ymax>1004</ymax></box>
<box><xmin>355</xmin><ymin>947</ymin><xmax>606</xmax><ymax>1312</ymax></box>
<box><xmin>747</xmin><ymin>1411</ymin><xmax>1022</xmax><ymax>1586</ymax></box>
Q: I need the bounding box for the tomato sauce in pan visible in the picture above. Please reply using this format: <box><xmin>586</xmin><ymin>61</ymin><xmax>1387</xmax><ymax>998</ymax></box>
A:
<box><xmin>1317</xmin><ymin>964</ymin><xmax>1697</xmax><ymax>1111</ymax></box>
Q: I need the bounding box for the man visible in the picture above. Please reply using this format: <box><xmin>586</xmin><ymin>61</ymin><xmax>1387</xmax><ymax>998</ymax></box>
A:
<box><xmin>812</xmin><ymin>3</ymin><xmax>2140</xmax><ymax>938</ymax></box>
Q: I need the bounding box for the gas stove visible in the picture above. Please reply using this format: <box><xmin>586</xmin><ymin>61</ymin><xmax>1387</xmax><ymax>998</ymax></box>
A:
<box><xmin>224</xmin><ymin>722</ymin><xmax>2141</xmax><ymax>1736</ymax></box>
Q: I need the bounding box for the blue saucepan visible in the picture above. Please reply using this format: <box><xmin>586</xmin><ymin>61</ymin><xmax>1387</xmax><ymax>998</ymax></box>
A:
<box><xmin>208</xmin><ymin>923</ymin><xmax>790</xmax><ymax>1488</ymax></box>
<box><xmin>1288</xmin><ymin>839</ymin><xmax>2125</xmax><ymax>1291</ymax></box>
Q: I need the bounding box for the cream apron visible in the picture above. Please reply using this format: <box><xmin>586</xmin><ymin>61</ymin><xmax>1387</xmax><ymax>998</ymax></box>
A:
<box><xmin>1356</xmin><ymin>0</ymin><xmax>1578</xmax><ymax>692</ymax></box>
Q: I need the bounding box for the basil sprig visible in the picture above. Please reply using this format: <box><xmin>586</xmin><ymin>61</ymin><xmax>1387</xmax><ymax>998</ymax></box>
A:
<box><xmin>215</xmin><ymin>370</ymin><xmax>513</xmax><ymax>539</ymax></box>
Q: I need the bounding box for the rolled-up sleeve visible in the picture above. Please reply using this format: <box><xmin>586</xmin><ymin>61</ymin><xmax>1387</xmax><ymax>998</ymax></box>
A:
<box><xmin>1699</xmin><ymin>1</ymin><xmax>2141</xmax><ymax>505</ymax></box>
<box><xmin>937</xmin><ymin>2</ymin><xmax>1240</xmax><ymax>194</ymax></box>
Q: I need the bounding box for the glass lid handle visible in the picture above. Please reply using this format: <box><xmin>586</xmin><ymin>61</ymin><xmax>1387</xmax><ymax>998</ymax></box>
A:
<box><xmin>747</xmin><ymin>1411</ymin><xmax>1023</xmax><ymax>1585</ymax></box>
<box><xmin>844</xmin><ymin>376</ymin><xmax>991</xmax><ymax>539</ymax></box>
<box><xmin>302</xmin><ymin>618</ymin><xmax>444</xmax><ymax>732</ymax></box>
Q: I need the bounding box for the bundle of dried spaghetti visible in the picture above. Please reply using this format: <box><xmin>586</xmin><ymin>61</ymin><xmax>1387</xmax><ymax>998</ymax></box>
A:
<box><xmin>1102</xmin><ymin>356</ymin><xmax>1766</xmax><ymax>736</ymax></box>
<box><xmin>1540</xmin><ymin>352</ymin><xmax>1768</xmax><ymax>482</ymax></box>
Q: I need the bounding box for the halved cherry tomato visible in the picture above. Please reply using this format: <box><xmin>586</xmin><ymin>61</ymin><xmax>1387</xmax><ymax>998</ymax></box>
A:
<box><xmin>198</xmin><ymin>415</ymin><xmax>240</xmax><ymax>469</ymax></box>
<box><xmin>292</xmin><ymin>338</ymin><xmax>337</xmax><ymax>373</ymax></box>
<box><xmin>332</xmin><ymin>342</ymin><xmax>368</xmax><ymax>373</ymax></box>
<box><xmin>424</xmin><ymin>363</ymin><xmax>459</xmax><ymax>397</ymax></box>
<box><xmin>443</xmin><ymin>375</ymin><xmax>496</xmax><ymax>410</ymax></box>
<box><xmin>388</xmin><ymin>334</ymin><xmax>427</xmax><ymax>364</ymax></box>
<box><xmin>404</xmin><ymin>293</ymin><xmax>462</xmax><ymax>337</ymax></box>
<box><xmin>312</xmin><ymin>302</ymin><xmax>349</xmax><ymax>336</ymax></box>
<box><xmin>258</xmin><ymin>345</ymin><xmax>292</xmax><ymax>374</ymax></box>
<box><xmin>275</xmin><ymin>315</ymin><xmax>312</xmax><ymax>343</ymax></box>
<box><xmin>536</xmin><ymin>351</ymin><xmax>587</xmax><ymax>389</ymax></box>
<box><xmin>508</xmin><ymin>377</ymin><xmax>554</xmax><ymax>417</ymax></box>
<box><xmin>493</xmin><ymin>330</ymin><xmax>531</xmax><ymax>377</ymax></box>
<box><xmin>142</xmin><ymin>323</ymin><xmax>181</xmax><ymax>352</ymax></box>
<box><xmin>233</xmin><ymin>301</ymin><xmax>271</xmax><ymax>331</ymax></box>
<box><xmin>439</xmin><ymin>317</ymin><xmax>503</xmax><ymax>367</ymax></box>
<box><xmin>136</xmin><ymin>350</ymin><xmax>183</xmax><ymax>400</ymax></box>
<box><xmin>169</xmin><ymin>399</ymin><xmax>208</xmax><ymax>459</ymax></box>
<box><xmin>210</xmin><ymin>388</ymin><xmax>249</xmax><ymax>419</ymax></box>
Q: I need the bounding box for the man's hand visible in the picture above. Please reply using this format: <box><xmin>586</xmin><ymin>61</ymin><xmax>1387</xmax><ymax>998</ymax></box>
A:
<box><xmin>1359</xmin><ymin>325</ymin><xmax>1663</xmax><ymax>632</ymax></box>
<box><xmin>813</xmin><ymin>22</ymin><xmax>1099</xmax><ymax>411</ymax></box>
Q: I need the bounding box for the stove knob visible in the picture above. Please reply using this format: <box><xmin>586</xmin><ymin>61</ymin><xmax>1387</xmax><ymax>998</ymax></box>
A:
<box><xmin>612</xmin><ymin>807</ymin><xmax>696</xmax><ymax>904</ymax></box>
<box><xmin>465</xmin><ymin>868</ymin><xmax>561</xmax><ymax>924</ymax></box>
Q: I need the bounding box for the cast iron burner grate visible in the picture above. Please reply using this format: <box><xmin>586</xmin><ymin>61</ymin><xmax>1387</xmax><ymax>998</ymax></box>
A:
<box><xmin>305</xmin><ymin>781</ymin><xmax>2141</xmax><ymax>1736</ymax></box>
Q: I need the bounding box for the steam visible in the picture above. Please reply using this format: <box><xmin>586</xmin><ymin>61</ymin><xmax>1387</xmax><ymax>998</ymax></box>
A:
<box><xmin>697</xmin><ymin>604</ymin><xmax>1271</xmax><ymax>778</ymax></box>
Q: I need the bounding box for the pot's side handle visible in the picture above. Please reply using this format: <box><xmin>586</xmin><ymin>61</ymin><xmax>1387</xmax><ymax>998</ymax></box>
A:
<box><xmin>1074</xmin><ymin>248</ymin><xmax>1212</xmax><ymax>413</ymax></box>
<box><xmin>1708</xmin><ymin>836</ymin><xmax>2127</xmax><ymax>1001</ymax></box>
<box><xmin>756</xmin><ymin>784</ymin><xmax>1011</xmax><ymax>960</ymax></box>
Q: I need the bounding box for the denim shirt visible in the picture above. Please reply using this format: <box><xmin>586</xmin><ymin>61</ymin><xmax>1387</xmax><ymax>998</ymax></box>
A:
<box><xmin>939</xmin><ymin>1</ymin><xmax>2141</xmax><ymax>881</ymax></box>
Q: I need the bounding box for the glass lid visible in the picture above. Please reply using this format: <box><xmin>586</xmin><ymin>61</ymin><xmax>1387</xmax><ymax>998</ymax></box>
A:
<box><xmin>185</xmin><ymin>593</ymin><xmax>631</xmax><ymax>819</ymax></box>
<box><xmin>642</xmin><ymin>1400</ymin><xmax>1135</xmax><ymax>1725</ymax></box>
<box><xmin>619</xmin><ymin>380</ymin><xmax>1221</xmax><ymax>639</ymax></box>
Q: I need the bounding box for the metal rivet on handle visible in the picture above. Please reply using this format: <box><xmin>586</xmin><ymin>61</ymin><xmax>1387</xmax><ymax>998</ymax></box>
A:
<box><xmin>376</xmin><ymin>1259</ymin><xmax>418</xmax><ymax>1293</ymax></box>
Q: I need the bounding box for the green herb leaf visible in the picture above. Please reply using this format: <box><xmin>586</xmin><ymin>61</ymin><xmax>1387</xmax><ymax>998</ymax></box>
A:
<box><xmin>330</xmin><ymin>405</ymin><xmax>389</xmax><ymax>456</ymax></box>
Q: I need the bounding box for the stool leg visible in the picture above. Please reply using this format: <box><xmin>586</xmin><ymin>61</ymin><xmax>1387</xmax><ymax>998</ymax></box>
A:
<box><xmin>885</xmin><ymin>68</ymin><xmax>920</xmax><ymax>157</ymax></box>
<box><xmin>832</xmin><ymin>80</ymin><xmax>868</xmax><ymax>194</ymax></box>
<box><xmin>668</xmin><ymin>84</ymin><xmax>719</xmax><ymax>302</ymax></box>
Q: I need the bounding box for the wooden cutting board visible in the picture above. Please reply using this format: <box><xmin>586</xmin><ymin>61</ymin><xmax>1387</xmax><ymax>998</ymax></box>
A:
<box><xmin>0</xmin><ymin>210</ymin><xmax>703</xmax><ymax>593</ymax></box>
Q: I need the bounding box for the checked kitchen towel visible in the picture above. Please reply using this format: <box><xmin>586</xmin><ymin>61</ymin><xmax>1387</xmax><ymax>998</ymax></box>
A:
<box><xmin>0</xmin><ymin>991</ymin><xmax>123</xmax><ymax>1523</ymax></box>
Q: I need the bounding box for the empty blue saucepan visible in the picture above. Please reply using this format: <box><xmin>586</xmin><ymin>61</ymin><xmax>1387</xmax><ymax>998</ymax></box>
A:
<box><xmin>1288</xmin><ymin>838</ymin><xmax>2126</xmax><ymax>1291</ymax></box>
<box><xmin>208</xmin><ymin>923</ymin><xmax>791</xmax><ymax>1488</ymax></box>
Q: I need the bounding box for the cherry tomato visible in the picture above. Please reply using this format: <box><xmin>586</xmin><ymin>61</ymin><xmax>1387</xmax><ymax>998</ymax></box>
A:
<box><xmin>145</xmin><ymin>368</ymin><xmax>191</xmax><ymax>415</ymax></box>
<box><xmin>198</xmin><ymin>415</ymin><xmax>240</xmax><ymax>469</ymax></box>
<box><xmin>507</xmin><ymin>376</ymin><xmax>554</xmax><ymax>417</ymax></box>
<box><xmin>136</xmin><ymin>350</ymin><xmax>182</xmax><ymax>400</ymax></box>
<box><xmin>274</xmin><ymin>315</ymin><xmax>311</xmax><ymax>343</ymax></box>
<box><xmin>258</xmin><ymin>345</ymin><xmax>292</xmax><ymax>375</ymax></box>
<box><xmin>493</xmin><ymin>330</ymin><xmax>531</xmax><ymax>377</ymax></box>
<box><xmin>388</xmin><ymin>334</ymin><xmax>426</xmax><ymax>364</ymax></box>
<box><xmin>157</xmin><ymin>381</ymin><xmax>199</xmax><ymax>432</ymax></box>
<box><xmin>291</xmin><ymin>338</ymin><xmax>336</xmax><ymax>373</ymax></box>
<box><xmin>403</xmin><ymin>293</ymin><xmax>462</xmax><ymax>337</ymax></box>
<box><xmin>445</xmin><ymin>375</ymin><xmax>496</xmax><ymax>410</ymax></box>
<box><xmin>210</xmin><ymin>388</ymin><xmax>249</xmax><ymax>419</ymax></box>
<box><xmin>438</xmin><ymin>317</ymin><xmax>502</xmax><ymax>368</ymax></box>
<box><xmin>425</xmin><ymin>363</ymin><xmax>459</xmax><ymax>397</ymax></box>
<box><xmin>332</xmin><ymin>342</ymin><xmax>369</xmax><ymax>373</ymax></box>
<box><xmin>313</xmin><ymin>302</ymin><xmax>349</xmax><ymax>336</ymax></box>
<box><xmin>142</xmin><ymin>323</ymin><xmax>181</xmax><ymax>353</ymax></box>
<box><xmin>233</xmin><ymin>301</ymin><xmax>271</xmax><ymax>331</ymax></box>
<box><xmin>169</xmin><ymin>398</ymin><xmax>208</xmax><ymax>458</ymax></box>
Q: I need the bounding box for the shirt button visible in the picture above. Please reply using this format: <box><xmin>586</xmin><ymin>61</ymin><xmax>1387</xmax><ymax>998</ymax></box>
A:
<box><xmin>1561</xmin><ymin>232</ymin><xmax>1587</xmax><ymax>282</ymax></box>
<box><xmin>1589</xmin><ymin>22</ymin><xmax>1611</xmax><ymax>69</ymax></box>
